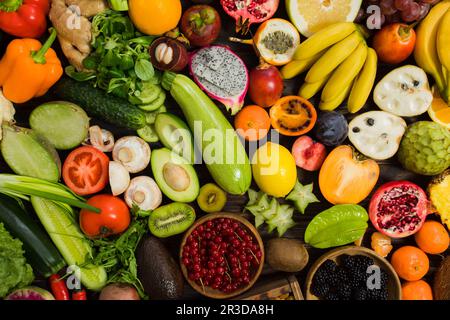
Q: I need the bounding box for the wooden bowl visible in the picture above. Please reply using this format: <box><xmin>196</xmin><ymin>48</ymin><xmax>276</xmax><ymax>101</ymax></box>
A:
<box><xmin>305</xmin><ymin>246</ymin><xmax>402</xmax><ymax>300</ymax></box>
<box><xmin>179</xmin><ymin>212</ymin><xmax>265</xmax><ymax>299</ymax></box>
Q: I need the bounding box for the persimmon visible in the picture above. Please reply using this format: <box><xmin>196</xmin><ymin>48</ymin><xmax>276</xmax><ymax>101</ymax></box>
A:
<box><xmin>318</xmin><ymin>145</ymin><xmax>379</xmax><ymax>204</ymax></box>
<box><xmin>234</xmin><ymin>105</ymin><xmax>270</xmax><ymax>141</ymax></box>
<box><xmin>391</xmin><ymin>246</ymin><xmax>429</xmax><ymax>281</ymax></box>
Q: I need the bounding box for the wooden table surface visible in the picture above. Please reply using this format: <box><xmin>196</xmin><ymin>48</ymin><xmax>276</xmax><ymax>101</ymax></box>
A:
<box><xmin>0</xmin><ymin>0</ymin><xmax>448</xmax><ymax>300</ymax></box>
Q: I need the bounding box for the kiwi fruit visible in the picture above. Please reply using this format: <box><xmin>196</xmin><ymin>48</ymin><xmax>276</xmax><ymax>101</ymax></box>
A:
<box><xmin>266</xmin><ymin>238</ymin><xmax>309</xmax><ymax>272</ymax></box>
<box><xmin>148</xmin><ymin>202</ymin><xmax>196</xmax><ymax>238</ymax></box>
<box><xmin>196</xmin><ymin>183</ymin><xmax>227</xmax><ymax>213</ymax></box>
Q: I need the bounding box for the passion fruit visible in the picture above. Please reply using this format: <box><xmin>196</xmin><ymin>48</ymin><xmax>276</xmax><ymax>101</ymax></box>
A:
<box><xmin>253</xmin><ymin>18</ymin><xmax>300</xmax><ymax>66</ymax></box>
<box><xmin>270</xmin><ymin>96</ymin><xmax>317</xmax><ymax>136</ymax></box>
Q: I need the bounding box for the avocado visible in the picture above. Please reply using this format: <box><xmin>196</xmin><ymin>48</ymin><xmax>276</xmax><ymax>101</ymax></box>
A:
<box><xmin>151</xmin><ymin>148</ymin><xmax>199</xmax><ymax>202</ymax></box>
<box><xmin>154</xmin><ymin>113</ymin><xmax>195</xmax><ymax>163</ymax></box>
<box><xmin>136</xmin><ymin>236</ymin><xmax>184</xmax><ymax>299</ymax></box>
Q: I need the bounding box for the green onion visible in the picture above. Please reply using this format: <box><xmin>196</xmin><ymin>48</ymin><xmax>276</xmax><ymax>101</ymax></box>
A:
<box><xmin>0</xmin><ymin>174</ymin><xmax>100</xmax><ymax>213</ymax></box>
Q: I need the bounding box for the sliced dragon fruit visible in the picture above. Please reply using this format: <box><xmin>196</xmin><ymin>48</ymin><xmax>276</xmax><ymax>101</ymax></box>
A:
<box><xmin>189</xmin><ymin>45</ymin><xmax>249</xmax><ymax>115</ymax></box>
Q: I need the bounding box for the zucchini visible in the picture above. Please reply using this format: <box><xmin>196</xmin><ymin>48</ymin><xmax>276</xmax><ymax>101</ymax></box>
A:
<box><xmin>53</xmin><ymin>78</ymin><xmax>147</xmax><ymax>130</ymax></box>
<box><xmin>162</xmin><ymin>72</ymin><xmax>252</xmax><ymax>195</ymax></box>
<box><xmin>31</xmin><ymin>197</ymin><xmax>107</xmax><ymax>291</ymax></box>
<box><xmin>0</xmin><ymin>194</ymin><xmax>66</xmax><ymax>277</ymax></box>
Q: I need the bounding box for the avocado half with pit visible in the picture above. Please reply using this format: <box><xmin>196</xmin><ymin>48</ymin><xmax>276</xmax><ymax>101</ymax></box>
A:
<box><xmin>154</xmin><ymin>113</ymin><xmax>195</xmax><ymax>163</ymax></box>
<box><xmin>151</xmin><ymin>148</ymin><xmax>199</xmax><ymax>202</ymax></box>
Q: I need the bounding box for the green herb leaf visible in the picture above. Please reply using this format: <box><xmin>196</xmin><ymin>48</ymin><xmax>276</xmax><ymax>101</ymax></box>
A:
<box><xmin>65</xmin><ymin>66</ymin><xmax>96</xmax><ymax>82</ymax></box>
<box><xmin>135</xmin><ymin>59</ymin><xmax>155</xmax><ymax>81</ymax></box>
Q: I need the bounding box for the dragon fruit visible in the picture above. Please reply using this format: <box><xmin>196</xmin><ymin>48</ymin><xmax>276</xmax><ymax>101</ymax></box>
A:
<box><xmin>189</xmin><ymin>45</ymin><xmax>249</xmax><ymax>115</ymax></box>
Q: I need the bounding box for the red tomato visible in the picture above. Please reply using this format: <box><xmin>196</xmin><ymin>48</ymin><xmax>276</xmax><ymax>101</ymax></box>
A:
<box><xmin>80</xmin><ymin>194</ymin><xmax>130</xmax><ymax>238</ymax></box>
<box><xmin>62</xmin><ymin>146</ymin><xmax>109</xmax><ymax>196</ymax></box>
<box><xmin>372</xmin><ymin>23</ymin><xmax>416</xmax><ymax>64</ymax></box>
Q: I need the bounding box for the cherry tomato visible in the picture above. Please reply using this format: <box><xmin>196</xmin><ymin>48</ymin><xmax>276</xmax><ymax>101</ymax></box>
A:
<box><xmin>372</xmin><ymin>23</ymin><xmax>416</xmax><ymax>64</ymax></box>
<box><xmin>62</xmin><ymin>146</ymin><xmax>109</xmax><ymax>196</ymax></box>
<box><xmin>80</xmin><ymin>194</ymin><xmax>130</xmax><ymax>238</ymax></box>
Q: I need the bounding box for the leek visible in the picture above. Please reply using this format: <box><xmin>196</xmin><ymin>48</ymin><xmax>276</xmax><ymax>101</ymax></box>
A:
<box><xmin>0</xmin><ymin>174</ymin><xmax>99</xmax><ymax>213</ymax></box>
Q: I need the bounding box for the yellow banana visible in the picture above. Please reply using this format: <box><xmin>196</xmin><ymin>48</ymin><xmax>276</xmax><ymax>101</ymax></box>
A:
<box><xmin>319</xmin><ymin>79</ymin><xmax>354</xmax><ymax>111</ymax></box>
<box><xmin>347</xmin><ymin>47</ymin><xmax>378</xmax><ymax>113</ymax></box>
<box><xmin>280</xmin><ymin>50</ymin><xmax>325</xmax><ymax>79</ymax></box>
<box><xmin>321</xmin><ymin>42</ymin><xmax>368</xmax><ymax>103</ymax></box>
<box><xmin>306</xmin><ymin>31</ymin><xmax>362</xmax><ymax>83</ymax></box>
<box><xmin>294</xmin><ymin>22</ymin><xmax>357</xmax><ymax>60</ymax></box>
<box><xmin>298</xmin><ymin>73</ymin><xmax>332</xmax><ymax>99</ymax></box>
<box><xmin>414</xmin><ymin>1</ymin><xmax>450</xmax><ymax>96</ymax></box>
<box><xmin>437</xmin><ymin>8</ymin><xmax>450</xmax><ymax>101</ymax></box>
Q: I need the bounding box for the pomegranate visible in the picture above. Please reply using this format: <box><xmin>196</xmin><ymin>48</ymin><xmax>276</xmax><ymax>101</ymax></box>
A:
<box><xmin>220</xmin><ymin>0</ymin><xmax>280</xmax><ymax>34</ymax></box>
<box><xmin>248</xmin><ymin>63</ymin><xmax>283</xmax><ymax>108</ymax></box>
<box><xmin>369</xmin><ymin>181</ymin><xmax>429</xmax><ymax>238</ymax></box>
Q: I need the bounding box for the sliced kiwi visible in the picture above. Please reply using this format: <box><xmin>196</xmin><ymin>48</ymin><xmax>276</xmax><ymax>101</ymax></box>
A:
<box><xmin>148</xmin><ymin>202</ymin><xmax>196</xmax><ymax>238</ymax></box>
<box><xmin>197</xmin><ymin>183</ymin><xmax>227</xmax><ymax>213</ymax></box>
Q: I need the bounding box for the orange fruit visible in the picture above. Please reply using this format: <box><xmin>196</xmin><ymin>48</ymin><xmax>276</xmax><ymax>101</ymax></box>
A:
<box><xmin>402</xmin><ymin>280</ymin><xmax>433</xmax><ymax>300</ymax></box>
<box><xmin>391</xmin><ymin>246</ymin><xmax>429</xmax><ymax>281</ymax></box>
<box><xmin>371</xmin><ymin>232</ymin><xmax>393</xmax><ymax>258</ymax></box>
<box><xmin>415</xmin><ymin>220</ymin><xmax>449</xmax><ymax>254</ymax></box>
<box><xmin>428</xmin><ymin>86</ymin><xmax>450</xmax><ymax>129</ymax></box>
<box><xmin>129</xmin><ymin>0</ymin><xmax>182</xmax><ymax>36</ymax></box>
<box><xmin>234</xmin><ymin>105</ymin><xmax>271</xmax><ymax>141</ymax></box>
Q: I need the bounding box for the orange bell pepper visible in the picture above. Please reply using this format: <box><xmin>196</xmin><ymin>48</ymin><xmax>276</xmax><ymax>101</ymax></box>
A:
<box><xmin>0</xmin><ymin>28</ymin><xmax>62</xmax><ymax>103</ymax></box>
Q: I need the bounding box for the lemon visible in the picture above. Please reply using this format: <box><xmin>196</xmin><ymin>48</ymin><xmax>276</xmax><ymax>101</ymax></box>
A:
<box><xmin>286</xmin><ymin>0</ymin><xmax>362</xmax><ymax>37</ymax></box>
<box><xmin>428</xmin><ymin>86</ymin><xmax>450</xmax><ymax>129</ymax></box>
<box><xmin>251</xmin><ymin>142</ymin><xmax>297</xmax><ymax>197</ymax></box>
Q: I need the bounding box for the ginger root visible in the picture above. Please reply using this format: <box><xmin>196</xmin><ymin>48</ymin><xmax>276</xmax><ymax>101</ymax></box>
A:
<box><xmin>49</xmin><ymin>0</ymin><xmax>108</xmax><ymax>71</ymax></box>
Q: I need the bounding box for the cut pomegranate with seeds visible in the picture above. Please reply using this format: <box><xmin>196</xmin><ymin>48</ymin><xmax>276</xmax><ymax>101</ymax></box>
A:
<box><xmin>369</xmin><ymin>181</ymin><xmax>429</xmax><ymax>238</ymax></box>
<box><xmin>220</xmin><ymin>0</ymin><xmax>279</xmax><ymax>34</ymax></box>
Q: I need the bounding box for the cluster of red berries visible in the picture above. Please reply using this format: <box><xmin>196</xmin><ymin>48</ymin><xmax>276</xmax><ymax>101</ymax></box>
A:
<box><xmin>181</xmin><ymin>218</ymin><xmax>262</xmax><ymax>293</ymax></box>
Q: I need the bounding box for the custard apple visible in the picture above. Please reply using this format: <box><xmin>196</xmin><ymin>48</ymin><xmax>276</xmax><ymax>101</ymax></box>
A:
<box><xmin>398</xmin><ymin>121</ymin><xmax>450</xmax><ymax>175</ymax></box>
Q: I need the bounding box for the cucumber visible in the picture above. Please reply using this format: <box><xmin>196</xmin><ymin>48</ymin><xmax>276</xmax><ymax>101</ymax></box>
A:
<box><xmin>53</xmin><ymin>78</ymin><xmax>147</xmax><ymax>130</ymax></box>
<box><xmin>129</xmin><ymin>84</ymin><xmax>162</xmax><ymax>105</ymax></box>
<box><xmin>1</xmin><ymin>123</ymin><xmax>61</xmax><ymax>182</ymax></box>
<box><xmin>154</xmin><ymin>113</ymin><xmax>195</xmax><ymax>163</ymax></box>
<box><xmin>137</xmin><ymin>125</ymin><xmax>159</xmax><ymax>143</ymax></box>
<box><xmin>29</xmin><ymin>102</ymin><xmax>89</xmax><ymax>150</ymax></box>
<box><xmin>31</xmin><ymin>197</ymin><xmax>107</xmax><ymax>291</ymax></box>
<box><xmin>0</xmin><ymin>194</ymin><xmax>66</xmax><ymax>277</ymax></box>
<box><xmin>138</xmin><ymin>91</ymin><xmax>166</xmax><ymax>111</ymax></box>
<box><xmin>145</xmin><ymin>105</ymin><xmax>167</xmax><ymax>124</ymax></box>
<box><xmin>162</xmin><ymin>72</ymin><xmax>252</xmax><ymax>195</ymax></box>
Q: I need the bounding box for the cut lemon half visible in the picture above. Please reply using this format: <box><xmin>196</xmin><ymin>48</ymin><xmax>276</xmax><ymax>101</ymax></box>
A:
<box><xmin>428</xmin><ymin>86</ymin><xmax>450</xmax><ymax>129</ymax></box>
<box><xmin>286</xmin><ymin>0</ymin><xmax>362</xmax><ymax>37</ymax></box>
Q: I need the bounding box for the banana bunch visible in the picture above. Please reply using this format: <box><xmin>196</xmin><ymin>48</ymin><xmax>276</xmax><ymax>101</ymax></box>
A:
<box><xmin>281</xmin><ymin>22</ymin><xmax>377</xmax><ymax>113</ymax></box>
<box><xmin>414</xmin><ymin>0</ymin><xmax>450</xmax><ymax>103</ymax></box>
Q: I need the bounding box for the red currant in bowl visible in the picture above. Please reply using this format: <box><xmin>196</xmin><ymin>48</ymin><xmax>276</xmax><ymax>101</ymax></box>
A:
<box><xmin>179</xmin><ymin>213</ymin><xmax>265</xmax><ymax>299</ymax></box>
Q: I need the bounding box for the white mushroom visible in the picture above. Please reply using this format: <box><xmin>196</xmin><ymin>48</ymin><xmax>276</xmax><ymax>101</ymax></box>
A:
<box><xmin>109</xmin><ymin>161</ymin><xmax>130</xmax><ymax>196</ymax></box>
<box><xmin>373</xmin><ymin>65</ymin><xmax>433</xmax><ymax>117</ymax></box>
<box><xmin>84</xmin><ymin>125</ymin><xmax>115</xmax><ymax>152</ymax></box>
<box><xmin>112</xmin><ymin>136</ymin><xmax>151</xmax><ymax>173</ymax></box>
<box><xmin>124</xmin><ymin>176</ymin><xmax>162</xmax><ymax>211</ymax></box>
